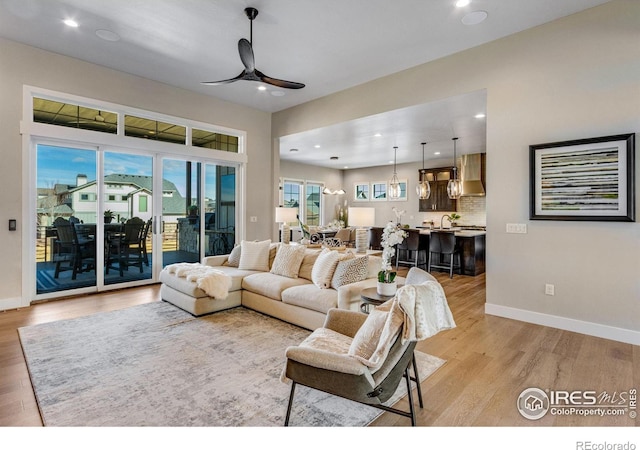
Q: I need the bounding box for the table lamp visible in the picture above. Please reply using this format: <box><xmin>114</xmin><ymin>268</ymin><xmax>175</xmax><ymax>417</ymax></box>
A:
<box><xmin>348</xmin><ymin>207</ymin><xmax>375</xmax><ymax>253</ymax></box>
<box><xmin>275</xmin><ymin>207</ymin><xmax>298</xmax><ymax>244</ymax></box>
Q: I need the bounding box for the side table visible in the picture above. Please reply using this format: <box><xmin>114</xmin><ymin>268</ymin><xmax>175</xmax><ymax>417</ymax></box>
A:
<box><xmin>360</xmin><ymin>287</ymin><xmax>395</xmax><ymax>313</ymax></box>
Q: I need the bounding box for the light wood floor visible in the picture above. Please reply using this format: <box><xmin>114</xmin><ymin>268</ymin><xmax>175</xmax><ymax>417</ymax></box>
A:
<box><xmin>1</xmin><ymin>270</ymin><xmax>638</xmax><ymax>427</ymax></box>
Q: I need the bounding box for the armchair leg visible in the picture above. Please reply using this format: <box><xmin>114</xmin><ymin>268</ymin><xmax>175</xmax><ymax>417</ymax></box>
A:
<box><xmin>404</xmin><ymin>367</ymin><xmax>417</xmax><ymax>426</ymax></box>
<box><xmin>284</xmin><ymin>381</ymin><xmax>297</xmax><ymax>427</ymax></box>
<box><xmin>411</xmin><ymin>354</ymin><xmax>424</xmax><ymax>408</ymax></box>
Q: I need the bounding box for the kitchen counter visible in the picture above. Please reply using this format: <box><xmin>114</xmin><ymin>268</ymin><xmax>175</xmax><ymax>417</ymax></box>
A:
<box><xmin>417</xmin><ymin>229</ymin><xmax>486</xmax><ymax>237</ymax></box>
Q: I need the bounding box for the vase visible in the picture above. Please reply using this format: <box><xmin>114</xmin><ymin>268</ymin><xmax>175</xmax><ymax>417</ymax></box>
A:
<box><xmin>377</xmin><ymin>281</ymin><xmax>397</xmax><ymax>297</ymax></box>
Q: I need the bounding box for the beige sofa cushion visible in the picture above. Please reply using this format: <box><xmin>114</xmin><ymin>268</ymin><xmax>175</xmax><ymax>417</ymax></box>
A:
<box><xmin>312</xmin><ymin>248</ymin><xmax>354</xmax><ymax>289</ymax></box>
<box><xmin>242</xmin><ymin>272</ymin><xmax>311</xmax><ymax>301</ymax></box>
<box><xmin>225</xmin><ymin>245</ymin><xmax>241</xmax><ymax>267</ymax></box>
<box><xmin>298</xmin><ymin>249</ymin><xmax>321</xmax><ymax>281</ymax></box>
<box><xmin>281</xmin><ymin>284</ymin><xmax>339</xmax><ymax>314</ymax></box>
<box><xmin>270</xmin><ymin>243</ymin><xmax>306</xmax><ymax>278</ymax></box>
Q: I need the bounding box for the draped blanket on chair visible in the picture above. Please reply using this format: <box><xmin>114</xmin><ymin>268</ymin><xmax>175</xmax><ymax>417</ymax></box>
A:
<box><xmin>349</xmin><ymin>281</ymin><xmax>456</xmax><ymax>371</ymax></box>
<box><xmin>165</xmin><ymin>263</ymin><xmax>232</xmax><ymax>299</ymax></box>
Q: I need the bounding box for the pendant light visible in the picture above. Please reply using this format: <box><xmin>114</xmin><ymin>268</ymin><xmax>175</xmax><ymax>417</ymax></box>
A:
<box><xmin>416</xmin><ymin>142</ymin><xmax>431</xmax><ymax>200</ymax></box>
<box><xmin>388</xmin><ymin>146</ymin><xmax>402</xmax><ymax>199</ymax></box>
<box><xmin>447</xmin><ymin>137</ymin><xmax>462</xmax><ymax>199</ymax></box>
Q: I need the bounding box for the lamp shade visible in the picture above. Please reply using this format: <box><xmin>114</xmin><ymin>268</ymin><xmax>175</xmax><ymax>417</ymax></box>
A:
<box><xmin>348</xmin><ymin>207</ymin><xmax>375</xmax><ymax>227</ymax></box>
<box><xmin>275</xmin><ymin>207</ymin><xmax>298</xmax><ymax>223</ymax></box>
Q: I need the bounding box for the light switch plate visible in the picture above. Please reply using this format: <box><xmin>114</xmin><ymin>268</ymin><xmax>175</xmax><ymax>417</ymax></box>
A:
<box><xmin>506</xmin><ymin>223</ymin><xmax>527</xmax><ymax>234</ymax></box>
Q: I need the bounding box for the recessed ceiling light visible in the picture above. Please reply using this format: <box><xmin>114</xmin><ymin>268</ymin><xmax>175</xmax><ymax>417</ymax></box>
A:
<box><xmin>374</xmin><ymin>133</ymin><xmax>382</xmax><ymax>137</ymax></box>
<box><xmin>462</xmin><ymin>10</ymin><xmax>488</xmax><ymax>25</ymax></box>
<box><xmin>314</xmin><ymin>145</ymin><xmax>321</xmax><ymax>148</ymax></box>
<box><xmin>456</xmin><ymin>0</ymin><xmax>471</xmax><ymax>7</ymax></box>
<box><xmin>63</xmin><ymin>19</ymin><xmax>78</xmax><ymax>28</ymax></box>
<box><xmin>270</xmin><ymin>91</ymin><xmax>285</xmax><ymax>97</ymax></box>
<box><xmin>95</xmin><ymin>29</ymin><xmax>120</xmax><ymax>42</ymax></box>
<box><xmin>434</xmin><ymin>152</ymin><xmax>441</xmax><ymax>155</ymax></box>
<box><xmin>344</xmin><ymin>166</ymin><xmax>349</xmax><ymax>169</ymax></box>
<box><xmin>388</xmin><ymin>160</ymin><xmax>394</xmax><ymax>164</ymax></box>
<box><xmin>257</xmin><ymin>86</ymin><xmax>267</xmax><ymax>91</ymax></box>
<box><xmin>475</xmin><ymin>113</ymin><xmax>486</xmax><ymax>119</ymax></box>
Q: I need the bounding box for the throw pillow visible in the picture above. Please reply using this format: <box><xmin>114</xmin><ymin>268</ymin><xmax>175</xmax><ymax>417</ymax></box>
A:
<box><xmin>331</xmin><ymin>256</ymin><xmax>369</xmax><ymax>289</ymax></box>
<box><xmin>226</xmin><ymin>245</ymin><xmax>241</xmax><ymax>267</ymax></box>
<box><xmin>298</xmin><ymin>249</ymin><xmax>321</xmax><ymax>281</ymax></box>
<box><xmin>348</xmin><ymin>308</ymin><xmax>389</xmax><ymax>361</ymax></box>
<box><xmin>238</xmin><ymin>239</ymin><xmax>271</xmax><ymax>271</ymax></box>
<box><xmin>270</xmin><ymin>244</ymin><xmax>306</xmax><ymax>278</ymax></box>
<box><xmin>311</xmin><ymin>248</ymin><xmax>342</xmax><ymax>289</ymax></box>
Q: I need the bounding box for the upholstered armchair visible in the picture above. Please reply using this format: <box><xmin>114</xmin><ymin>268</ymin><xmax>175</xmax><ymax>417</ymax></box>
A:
<box><xmin>282</xmin><ymin>267</ymin><xmax>455</xmax><ymax>426</ymax></box>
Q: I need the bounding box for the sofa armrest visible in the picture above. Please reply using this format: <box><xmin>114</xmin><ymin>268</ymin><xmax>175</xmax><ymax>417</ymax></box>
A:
<box><xmin>202</xmin><ymin>255</ymin><xmax>229</xmax><ymax>267</ymax></box>
<box><xmin>323</xmin><ymin>308</ymin><xmax>367</xmax><ymax>338</ymax></box>
<box><xmin>336</xmin><ymin>276</ymin><xmax>406</xmax><ymax>311</ymax></box>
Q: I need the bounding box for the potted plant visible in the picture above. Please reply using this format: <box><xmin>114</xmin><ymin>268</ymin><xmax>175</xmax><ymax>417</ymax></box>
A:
<box><xmin>104</xmin><ymin>209</ymin><xmax>114</xmax><ymax>224</ymax></box>
<box><xmin>377</xmin><ymin>222</ymin><xmax>407</xmax><ymax>296</ymax></box>
<box><xmin>449</xmin><ymin>213</ymin><xmax>461</xmax><ymax>227</ymax></box>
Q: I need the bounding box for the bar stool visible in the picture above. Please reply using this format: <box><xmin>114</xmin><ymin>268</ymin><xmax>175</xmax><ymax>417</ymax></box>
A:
<box><xmin>427</xmin><ymin>231</ymin><xmax>461</xmax><ymax>278</ymax></box>
<box><xmin>395</xmin><ymin>229</ymin><xmax>427</xmax><ymax>270</ymax></box>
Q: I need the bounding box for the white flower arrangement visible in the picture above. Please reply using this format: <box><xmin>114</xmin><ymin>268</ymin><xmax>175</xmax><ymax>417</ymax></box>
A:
<box><xmin>378</xmin><ymin>221</ymin><xmax>406</xmax><ymax>283</ymax></box>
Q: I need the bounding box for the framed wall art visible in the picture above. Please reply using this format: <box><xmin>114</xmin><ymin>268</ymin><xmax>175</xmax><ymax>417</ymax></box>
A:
<box><xmin>530</xmin><ymin>133</ymin><xmax>635</xmax><ymax>221</ymax></box>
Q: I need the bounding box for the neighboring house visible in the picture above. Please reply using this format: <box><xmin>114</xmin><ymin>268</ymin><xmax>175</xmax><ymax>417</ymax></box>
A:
<box><xmin>37</xmin><ymin>173</ymin><xmax>187</xmax><ymax>225</ymax></box>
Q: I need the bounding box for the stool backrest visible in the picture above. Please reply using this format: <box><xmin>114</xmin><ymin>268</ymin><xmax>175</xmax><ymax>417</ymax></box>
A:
<box><xmin>429</xmin><ymin>231</ymin><xmax>456</xmax><ymax>254</ymax></box>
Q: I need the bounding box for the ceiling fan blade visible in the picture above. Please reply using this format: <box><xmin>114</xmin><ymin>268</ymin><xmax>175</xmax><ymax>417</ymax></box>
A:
<box><xmin>238</xmin><ymin>38</ymin><xmax>255</xmax><ymax>72</ymax></box>
<box><xmin>201</xmin><ymin>71</ymin><xmax>246</xmax><ymax>85</ymax></box>
<box><xmin>256</xmin><ymin>70</ymin><xmax>305</xmax><ymax>89</ymax></box>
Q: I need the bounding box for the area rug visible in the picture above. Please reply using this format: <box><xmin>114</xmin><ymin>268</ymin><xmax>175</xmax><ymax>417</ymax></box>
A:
<box><xmin>18</xmin><ymin>302</ymin><xmax>445</xmax><ymax>426</ymax></box>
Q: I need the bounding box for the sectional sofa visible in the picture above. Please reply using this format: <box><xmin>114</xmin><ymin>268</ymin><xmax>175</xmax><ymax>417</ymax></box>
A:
<box><xmin>160</xmin><ymin>240</ymin><xmax>395</xmax><ymax>330</ymax></box>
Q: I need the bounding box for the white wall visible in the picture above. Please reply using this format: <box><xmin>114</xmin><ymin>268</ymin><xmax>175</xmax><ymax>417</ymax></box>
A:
<box><xmin>0</xmin><ymin>38</ymin><xmax>271</xmax><ymax>310</ymax></box>
<box><xmin>272</xmin><ymin>1</ymin><xmax>640</xmax><ymax>343</ymax></box>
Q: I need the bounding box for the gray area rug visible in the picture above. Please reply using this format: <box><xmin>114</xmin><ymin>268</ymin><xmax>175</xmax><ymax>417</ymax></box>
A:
<box><xmin>19</xmin><ymin>302</ymin><xmax>445</xmax><ymax>426</ymax></box>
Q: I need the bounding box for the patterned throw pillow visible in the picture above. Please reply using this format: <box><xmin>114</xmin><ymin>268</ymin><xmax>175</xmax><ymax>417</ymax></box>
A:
<box><xmin>226</xmin><ymin>245</ymin><xmax>241</xmax><ymax>267</ymax></box>
<box><xmin>311</xmin><ymin>248</ymin><xmax>342</xmax><ymax>289</ymax></box>
<box><xmin>270</xmin><ymin>244</ymin><xmax>306</xmax><ymax>278</ymax></box>
<box><xmin>238</xmin><ymin>239</ymin><xmax>271</xmax><ymax>271</ymax></box>
<box><xmin>331</xmin><ymin>256</ymin><xmax>369</xmax><ymax>289</ymax></box>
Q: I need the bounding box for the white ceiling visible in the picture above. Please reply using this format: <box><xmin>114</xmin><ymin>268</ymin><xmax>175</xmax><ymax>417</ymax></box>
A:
<box><xmin>0</xmin><ymin>0</ymin><xmax>612</xmax><ymax>168</ymax></box>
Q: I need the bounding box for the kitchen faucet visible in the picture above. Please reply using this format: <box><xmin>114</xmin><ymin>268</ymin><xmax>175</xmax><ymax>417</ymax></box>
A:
<box><xmin>440</xmin><ymin>214</ymin><xmax>451</xmax><ymax>229</ymax></box>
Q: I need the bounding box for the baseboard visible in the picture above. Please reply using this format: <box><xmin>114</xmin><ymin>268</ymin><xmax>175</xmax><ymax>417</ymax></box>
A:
<box><xmin>485</xmin><ymin>303</ymin><xmax>640</xmax><ymax>346</ymax></box>
<box><xmin>0</xmin><ymin>297</ymin><xmax>28</xmax><ymax>312</ymax></box>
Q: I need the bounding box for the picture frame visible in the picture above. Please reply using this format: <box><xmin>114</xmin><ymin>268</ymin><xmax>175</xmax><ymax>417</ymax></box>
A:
<box><xmin>530</xmin><ymin>133</ymin><xmax>635</xmax><ymax>222</ymax></box>
<box><xmin>354</xmin><ymin>183</ymin><xmax>369</xmax><ymax>201</ymax></box>
<box><xmin>389</xmin><ymin>179</ymin><xmax>408</xmax><ymax>201</ymax></box>
<box><xmin>371</xmin><ymin>182</ymin><xmax>387</xmax><ymax>201</ymax></box>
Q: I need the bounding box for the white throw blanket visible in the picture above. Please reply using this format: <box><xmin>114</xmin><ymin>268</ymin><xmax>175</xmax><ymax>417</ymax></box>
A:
<box><xmin>165</xmin><ymin>263</ymin><xmax>232</xmax><ymax>300</ymax></box>
<box><xmin>352</xmin><ymin>281</ymin><xmax>456</xmax><ymax>370</ymax></box>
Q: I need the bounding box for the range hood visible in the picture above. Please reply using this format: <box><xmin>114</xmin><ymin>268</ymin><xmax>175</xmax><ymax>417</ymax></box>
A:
<box><xmin>459</xmin><ymin>153</ymin><xmax>485</xmax><ymax>196</ymax></box>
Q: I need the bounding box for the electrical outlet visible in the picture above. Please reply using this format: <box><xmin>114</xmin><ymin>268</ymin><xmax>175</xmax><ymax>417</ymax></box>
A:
<box><xmin>250</xmin><ymin>216</ymin><xmax>258</xmax><ymax>222</ymax></box>
<box><xmin>545</xmin><ymin>284</ymin><xmax>555</xmax><ymax>296</ymax></box>
<box><xmin>506</xmin><ymin>223</ymin><xmax>527</xmax><ymax>234</ymax></box>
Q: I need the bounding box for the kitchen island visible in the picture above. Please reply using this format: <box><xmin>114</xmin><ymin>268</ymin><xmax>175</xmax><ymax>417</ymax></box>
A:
<box><xmin>417</xmin><ymin>228</ymin><xmax>486</xmax><ymax>276</ymax></box>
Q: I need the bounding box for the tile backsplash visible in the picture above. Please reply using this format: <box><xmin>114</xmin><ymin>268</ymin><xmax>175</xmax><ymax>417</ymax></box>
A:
<box><xmin>418</xmin><ymin>196</ymin><xmax>486</xmax><ymax>226</ymax></box>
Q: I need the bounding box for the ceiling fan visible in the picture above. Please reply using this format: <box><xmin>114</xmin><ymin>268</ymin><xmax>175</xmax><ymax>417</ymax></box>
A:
<box><xmin>202</xmin><ymin>7</ymin><xmax>305</xmax><ymax>90</ymax></box>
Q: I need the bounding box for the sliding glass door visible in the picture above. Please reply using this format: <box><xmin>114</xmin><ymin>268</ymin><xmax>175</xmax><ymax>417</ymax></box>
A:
<box><xmin>34</xmin><ymin>144</ymin><xmax>238</xmax><ymax>298</ymax></box>
<box><xmin>36</xmin><ymin>144</ymin><xmax>98</xmax><ymax>294</ymax></box>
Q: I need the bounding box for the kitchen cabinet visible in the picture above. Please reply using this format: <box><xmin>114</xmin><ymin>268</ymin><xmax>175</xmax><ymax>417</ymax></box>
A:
<box><xmin>418</xmin><ymin>167</ymin><xmax>457</xmax><ymax>212</ymax></box>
